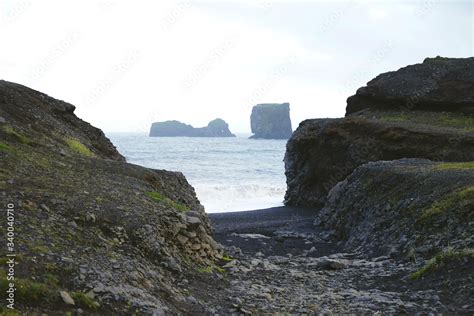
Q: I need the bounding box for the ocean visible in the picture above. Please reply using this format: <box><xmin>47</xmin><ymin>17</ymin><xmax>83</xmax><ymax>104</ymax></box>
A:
<box><xmin>107</xmin><ymin>133</ymin><xmax>288</xmax><ymax>213</ymax></box>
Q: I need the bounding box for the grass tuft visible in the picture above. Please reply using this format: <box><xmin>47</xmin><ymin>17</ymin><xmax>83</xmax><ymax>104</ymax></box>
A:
<box><xmin>145</xmin><ymin>191</ymin><xmax>188</xmax><ymax>212</ymax></box>
<box><xmin>65</xmin><ymin>137</ymin><xmax>95</xmax><ymax>157</ymax></box>
<box><xmin>71</xmin><ymin>291</ymin><xmax>100</xmax><ymax>310</ymax></box>
<box><xmin>410</xmin><ymin>248</ymin><xmax>474</xmax><ymax>280</ymax></box>
<box><xmin>0</xmin><ymin>142</ymin><xmax>12</xmax><ymax>152</ymax></box>
<box><xmin>3</xmin><ymin>126</ymin><xmax>30</xmax><ymax>144</ymax></box>
<box><xmin>434</xmin><ymin>161</ymin><xmax>474</xmax><ymax>171</ymax></box>
<box><xmin>419</xmin><ymin>186</ymin><xmax>474</xmax><ymax>221</ymax></box>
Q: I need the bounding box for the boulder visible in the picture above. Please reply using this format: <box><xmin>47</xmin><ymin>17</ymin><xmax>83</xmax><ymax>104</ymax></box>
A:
<box><xmin>346</xmin><ymin>57</ymin><xmax>474</xmax><ymax>115</ymax></box>
<box><xmin>250</xmin><ymin>103</ymin><xmax>292</xmax><ymax>139</ymax></box>
<box><xmin>149</xmin><ymin>118</ymin><xmax>235</xmax><ymax>137</ymax></box>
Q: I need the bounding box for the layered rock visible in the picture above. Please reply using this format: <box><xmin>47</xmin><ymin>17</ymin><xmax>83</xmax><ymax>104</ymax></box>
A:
<box><xmin>346</xmin><ymin>57</ymin><xmax>474</xmax><ymax>115</ymax></box>
<box><xmin>284</xmin><ymin>57</ymin><xmax>474</xmax><ymax>207</ymax></box>
<box><xmin>250</xmin><ymin>103</ymin><xmax>292</xmax><ymax>139</ymax></box>
<box><xmin>149</xmin><ymin>118</ymin><xmax>235</xmax><ymax>137</ymax></box>
<box><xmin>0</xmin><ymin>80</ymin><xmax>223</xmax><ymax>314</ymax></box>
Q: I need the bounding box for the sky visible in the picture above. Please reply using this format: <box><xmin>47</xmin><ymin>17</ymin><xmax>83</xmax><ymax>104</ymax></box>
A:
<box><xmin>0</xmin><ymin>0</ymin><xmax>472</xmax><ymax>133</ymax></box>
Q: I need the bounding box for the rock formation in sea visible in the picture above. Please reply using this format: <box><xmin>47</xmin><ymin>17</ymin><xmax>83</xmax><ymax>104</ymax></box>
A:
<box><xmin>284</xmin><ymin>57</ymin><xmax>474</xmax><ymax>207</ymax></box>
<box><xmin>249</xmin><ymin>103</ymin><xmax>292</xmax><ymax>139</ymax></box>
<box><xmin>149</xmin><ymin>118</ymin><xmax>235</xmax><ymax>137</ymax></box>
<box><xmin>0</xmin><ymin>80</ymin><xmax>224</xmax><ymax>314</ymax></box>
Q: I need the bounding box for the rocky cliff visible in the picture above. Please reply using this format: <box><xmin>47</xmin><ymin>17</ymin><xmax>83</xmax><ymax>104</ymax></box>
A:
<box><xmin>149</xmin><ymin>118</ymin><xmax>235</xmax><ymax>137</ymax></box>
<box><xmin>0</xmin><ymin>80</ymin><xmax>224</xmax><ymax>314</ymax></box>
<box><xmin>285</xmin><ymin>58</ymin><xmax>474</xmax><ymax>207</ymax></box>
<box><xmin>346</xmin><ymin>57</ymin><xmax>474</xmax><ymax>115</ymax></box>
<box><xmin>250</xmin><ymin>103</ymin><xmax>292</xmax><ymax>139</ymax></box>
<box><xmin>281</xmin><ymin>58</ymin><xmax>474</xmax><ymax>313</ymax></box>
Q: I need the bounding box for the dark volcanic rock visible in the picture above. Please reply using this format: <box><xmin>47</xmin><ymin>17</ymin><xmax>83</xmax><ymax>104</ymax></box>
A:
<box><xmin>149</xmin><ymin>118</ymin><xmax>235</xmax><ymax>137</ymax></box>
<box><xmin>284</xmin><ymin>110</ymin><xmax>474</xmax><ymax>207</ymax></box>
<box><xmin>346</xmin><ymin>57</ymin><xmax>474</xmax><ymax>115</ymax></box>
<box><xmin>0</xmin><ymin>80</ymin><xmax>224</xmax><ymax>314</ymax></box>
<box><xmin>250</xmin><ymin>103</ymin><xmax>292</xmax><ymax>139</ymax></box>
<box><xmin>315</xmin><ymin>158</ymin><xmax>474</xmax><ymax>310</ymax></box>
<box><xmin>316</xmin><ymin>158</ymin><xmax>474</xmax><ymax>257</ymax></box>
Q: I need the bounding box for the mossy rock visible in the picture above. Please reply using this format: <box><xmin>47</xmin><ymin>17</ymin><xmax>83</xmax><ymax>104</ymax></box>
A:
<box><xmin>410</xmin><ymin>248</ymin><xmax>474</xmax><ymax>280</ymax></box>
<box><xmin>65</xmin><ymin>137</ymin><xmax>95</xmax><ymax>157</ymax></box>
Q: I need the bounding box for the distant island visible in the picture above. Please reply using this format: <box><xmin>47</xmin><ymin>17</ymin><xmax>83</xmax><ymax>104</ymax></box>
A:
<box><xmin>149</xmin><ymin>118</ymin><xmax>235</xmax><ymax>137</ymax></box>
<box><xmin>250</xmin><ymin>103</ymin><xmax>292</xmax><ymax>139</ymax></box>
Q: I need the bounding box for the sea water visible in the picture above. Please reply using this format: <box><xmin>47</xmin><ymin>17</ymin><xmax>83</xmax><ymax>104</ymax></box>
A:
<box><xmin>107</xmin><ymin>133</ymin><xmax>287</xmax><ymax>213</ymax></box>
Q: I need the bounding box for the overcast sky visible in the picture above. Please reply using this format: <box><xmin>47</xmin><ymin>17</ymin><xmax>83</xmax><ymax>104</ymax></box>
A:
<box><xmin>1</xmin><ymin>0</ymin><xmax>472</xmax><ymax>133</ymax></box>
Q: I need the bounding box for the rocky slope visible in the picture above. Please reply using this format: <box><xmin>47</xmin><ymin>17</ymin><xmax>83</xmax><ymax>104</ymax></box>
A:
<box><xmin>149</xmin><ymin>118</ymin><xmax>235</xmax><ymax>137</ymax></box>
<box><xmin>250</xmin><ymin>103</ymin><xmax>292</xmax><ymax>139</ymax></box>
<box><xmin>0</xmin><ymin>80</ymin><xmax>224</xmax><ymax>314</ymax></box>
<box><xmin>285</xmin><ymin>58</ymin><xmax>474</xmax><ymax>207</ymax></box>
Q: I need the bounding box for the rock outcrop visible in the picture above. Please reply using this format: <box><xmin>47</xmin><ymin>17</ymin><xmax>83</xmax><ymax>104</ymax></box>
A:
<box><xmin>149</xmin><ymin>118</ymin><xmax>235</xmax><ymax>137</ymax></box>
<box><xmin>346</xmin><ymin>57</ymin><xmax>474</xmax><ymax>115</ymax></box>
<box><xmin>316</xmin><ymin>159</ymin><xmax>474</xmax><ymax>258</ymax></box>
<box><xmin>250</xmin><ymin>103</ymin><xmax>292</xmax><ymax>139</ymax></box>
<box><xmin>0</xmin><ymin>80</ymin><xmax>224</xmax><ymax>314</ymax></box>
<box><xmin>285</xmin><ymin>58</ymin><xmax>474</xmax><ymax>207</ymax></box>
<box><xmin>314</xmin><ymin>159</ymin><xmax>474</xmax><ymax>308</ymax></box>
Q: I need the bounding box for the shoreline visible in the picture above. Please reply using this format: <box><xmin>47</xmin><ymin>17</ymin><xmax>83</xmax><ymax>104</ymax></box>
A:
<box><xmin>208</xmin><ymin>205</ymin><xmax>340</xmax><ymax>257</ymax></box>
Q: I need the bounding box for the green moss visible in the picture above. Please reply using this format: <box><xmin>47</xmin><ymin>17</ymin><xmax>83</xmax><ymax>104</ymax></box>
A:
<box><xmin>0</xmin><ymin>255</ymin><xmax>24</xmax><ymax>265</ymax></box>
<box><xmin>168</xmin><ymin>200</ymin><xmax>188</xmax><ymax>212</ymax></box>
<box><xmin>197</xmin><ymin>265</ymin><xmax>225</xmax><ymax>274</ymax></box>
<box><xmin>419</xmin><ymin>186</ymin><xmax>474</xmax><ymax>221</ymax></box>
<box><xmin>3</xmin><ymin>126</ymin><xmax>30</xmax><ymax>144</ymax></box>
<box><xmin>437</xmin><ymin>114</ymin><xmax>474</xmax><ymax>132</ymax></box>
<box><xmin>71</xmin><ymin>291</ymin><xmax>100</xmax><ymax>310</ymax></box>
<box><xmin>44</xmin><ymin>273</ymin><xmax>59</xmax><ymax>286</ymax></box>
<box><xmin>65</xmin><ymin>138</ymin><xmax>95</xmax><ymax>157</ymax></box>
<box><xmin>380</xmin><ymin>114</ymin><xmax>410</xmax><ymax>122</ymax></box>
<box><xmin>0</xmin><ymin>142</ymin><xmax>13</xmax><ymax>152</ymax></box>
<box><xmin>379</xmin><ymin>112</ymin><xmax>474</xmax><ymax>131</ymax></box>
<box><xmin>0</xmin><ymin>273</ymin><xmax>58</xmax><ymax>304</ymax></box>
<box><xmin>222</xmin><ymin>253</ymin><xmax>233</xmax><ymax>262</ymax></box>
<box><xmin>435</xmin><ymin>161</ymin><xmax>474</xmax><ymax>170</ymax></box>
<box><xmin>145</xmin><ymin>191</ymin><xmax>166</xmax><ymax>201</ymax></box>
<box><xmin>197</xmin><ymin>266</ymin><xmax>213</xmax><ymax>273</ymax></box>
<box><xmin>410</xmin><ymin>248</ymin><xmax>474</xmax><ymax>280</ymax></box>
<box><xmin>145</xmin><ymin>191</ymin><xmax>188</xmax><ymax>212</ymax></box>
<box><xmin>0</xmin><ymin>307</ymin><xmax>20</xmax><ymax>316</ymax></box>
<box><xmin>30</xmin><ymin>245</ymin><xmax>50</xmax><ymax>254</ymax></box>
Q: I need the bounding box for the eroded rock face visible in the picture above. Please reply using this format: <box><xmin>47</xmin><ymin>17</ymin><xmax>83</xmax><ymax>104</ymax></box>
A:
<box><xmin>284</xmin><ymin>57</ymin><xmax>474</xmax><ymax>207</ymax></box>
<box><xmin>284</xmin><ymin>111</ymin><xmax>474</xmax><ymax>207</ymax></box>
<box><xmin>250</xmin><ymin>103</ymin><xmax>292</xmax><ymax>139</ymax></box>
<box><xmin>149</xmin><ymin>118</ymin><xmax>235</xmax><ymax>137</ymax></box>
<box><xmin>0</xmin><ymin>80</ymin><xmax>223</xmax><ymax>314</ymax></box>
<box><xmin>346</xmin><ymin>57</ymin><xmax>474</xmax><ymax>115</ymax></box>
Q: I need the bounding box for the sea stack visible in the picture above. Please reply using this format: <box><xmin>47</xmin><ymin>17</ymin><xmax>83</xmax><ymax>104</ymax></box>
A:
<box><xmin>249</xmin><ymin>103</ymin><xmax>292</xmax><ymax>139</ymax></box>
<box><xmin>149</xmin><ymin>118</ymin><xmax>235</xmax><ymax>137</ymax></box>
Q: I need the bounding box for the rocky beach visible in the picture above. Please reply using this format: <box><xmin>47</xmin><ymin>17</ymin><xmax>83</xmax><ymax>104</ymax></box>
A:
<box><xmin>1</xmin><ymin>56</ymin><xmax>473</xmax><ymax>315</ymax></box>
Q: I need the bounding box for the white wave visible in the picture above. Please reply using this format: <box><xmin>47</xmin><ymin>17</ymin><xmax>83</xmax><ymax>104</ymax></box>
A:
<box><xmin>193</xmin><ymin>183</ymin><xmax>286</xmax><ymax>213</ymax></box>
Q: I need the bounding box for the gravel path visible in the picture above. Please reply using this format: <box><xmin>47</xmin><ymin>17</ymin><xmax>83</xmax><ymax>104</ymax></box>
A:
<box><xmin>198</xmin><ymin>206</ymin><xmax>462</xmax><ymax>314</ymax></box>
